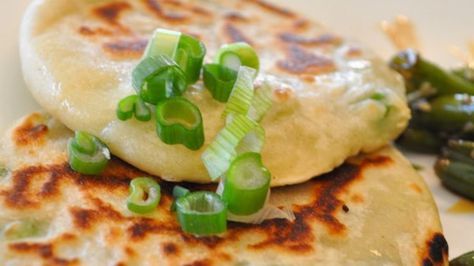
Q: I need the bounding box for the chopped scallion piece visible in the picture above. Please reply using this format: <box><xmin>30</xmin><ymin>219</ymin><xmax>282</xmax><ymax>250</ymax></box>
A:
<box><xmin>173</xmin><ymin>185</ymin><xmax>190</xmax><ymax>198</ymax></box>
<box><xmin>215</xmin><ymin>42</ymin><xmax>260</xmax><ymax>74</ymax></box>
<box><xmin>222</xmin><ymin>152</ymin><xmax>270</xmax><ymax>215</ymax></box>
<box><xmin>171</xmin><ymin>185</ymin><xmax>191</xmax><ymax>212</ymax></box>
<box><xmin>144</xmin><ymin>28</ymin><xmax>206</xmax><ymax>84</ymax></box>
<box><xmin>175</xmin><ymin>34</ymin><xmax>206</xmax><ymax>84</ymax></box>
<box><xmin>156</xmin><ymin>97</ymin><xmax>204</xmax><ymax>150</ymax></box>
<box><xmin>175</xmin><ymin>191</ymin><xmax>227</xmax><ymax>236</ymax></box>
<box><xmin>203</xmin><ymin>64</ymin><xmax>238</xmax><ymax>102</ymax></box>
<box><xmin>202</xmin><ymin>114</ymin><xmax>264</xmax><ymax>180</ymax></box>
<box><xmin>248</xmin><ymin>81</ymin><xmax>273</xmax><ymax>122</ymax></box>
<box><xmin>223</xmin><ymin>66</ymin><xmax>256</xmax><ymax>117</ymax></box>
<box><xmin>116</xmin><ymin>95</ymin><xmax>152</xmax><ymax>122</ymax></box>
<box><xmin>132</xmin><ymin>55</ymin><xmax>187</xmax><ymax>104</ymax></box>
<box><xmin>127</xmin><ymin>177</ymin><xmax>161</xmax><ymax>214</ymax></box>
<box><xmin>67</xmin><ymin>131</ymin><xmax>110</xmax><ymax>175</ymax></box>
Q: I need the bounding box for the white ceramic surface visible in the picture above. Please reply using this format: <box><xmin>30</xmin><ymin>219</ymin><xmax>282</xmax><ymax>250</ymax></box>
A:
<box><xmin>0</xmin><ymin>0</ymin><xmax>472</xmax><ymax>259</ymax></box>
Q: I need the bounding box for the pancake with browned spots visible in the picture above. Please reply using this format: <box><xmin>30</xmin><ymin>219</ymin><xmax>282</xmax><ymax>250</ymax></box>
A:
<box><xmin>20</xmin><ymin>0</ymin><xmax>410</xmax><ymax>185</ymax></box>
<box><xmin>0</xmin><ymin>113</ymin><xmax>446</xmax><ymax>265</ymax></box>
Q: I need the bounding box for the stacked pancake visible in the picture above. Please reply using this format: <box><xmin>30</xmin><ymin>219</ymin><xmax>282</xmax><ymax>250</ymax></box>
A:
<box><xmin>0</xmin><ymin>0</ymin><xmax>448</xmax><ymax>265</ymax></box>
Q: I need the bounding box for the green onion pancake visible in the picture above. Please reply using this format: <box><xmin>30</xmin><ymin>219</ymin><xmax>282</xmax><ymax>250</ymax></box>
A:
<box><xmin>0</xmin><ymin>113</ymin><xmax>447</xmax><ymax>265</ymax></box>
<box><xmin>20</xmin><ymin>0</ymin><xmax>410</xmax><ymax>185</ymax></box>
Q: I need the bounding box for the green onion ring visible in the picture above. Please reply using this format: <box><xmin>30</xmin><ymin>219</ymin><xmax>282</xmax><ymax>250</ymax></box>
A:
<box><xmin>127</xmin><ymin>177</ymin><xmax>161</xmax><ymax>214</ymax></box>
<box><xmin>132</xmin><ymin>55</ymin><xmax>187</xmax><ymax>105</ymax></box>
<box><xmin>202</xmin><ymin>114</ymin><xmax>264</xmax><ymax>180</ymax></box>
<box><xmin>171</xmin><ymin>185</ymin><xmax>191</xmax><ymax>212</ymax></box>
<box><xmin>222</xmin><ymin>152</ymin><xmax>270</xmax><ymax>215</ymax></box>
<box><xmin>175</xmin><ymin>191</ymin><xmax>227</xmax><ymax>236</ymax></box>
<box><xmin>116</xmin><ymin>95</ymin><xmax>152</xmax><ymax>122</ymax></box>
<box><xmin>156</xmin><ymin>97</ymin><xmax>205</xmax><ymax>150</ymax></box>
<box><xmin>203</xmin><ymin>64</ymin><xmax>238</xmax><ymax>102</ymax></box>
<box><xmin>215</xmin><ymin>42</ymin><xmax>260</xmax><ymax>74</ymax></box>
<box><xmin>144</xmin><ymin>28</ymin><xmax>206</xmax><ymax>84</ymax></box>
<box><xmin>67</xmin><ymin>131</ymin><xmax>110</xmax><ymax>175</ymax></box>
<box><xmin>223</xmin><ymin>66</ymin><xmax>256</xmax><ymax>117</ymax></box>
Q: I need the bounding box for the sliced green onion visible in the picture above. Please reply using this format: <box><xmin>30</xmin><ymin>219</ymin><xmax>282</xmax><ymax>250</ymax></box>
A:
<box><xmin>215</xmin><ymin>42</ymin><xmax>260</xmax><ymax>74</ymax></box>
<box><xmin>203</xmin><ymin>64</ymin><xmax>238</xmax><ymax>102</ymax></box>
<box><xmin>223</xmin><ymin>66</ymin><xmax>256</xmax><ymax>117</ymax></box>
<box><xmin>132</xmin><ymin>55</ymin><xmax>187</xmax><ymax>104</ymax></box>
<box><xmin>171</xmin><ymin>185</ymin><xmax>191</xmax><ymax>212</ymax></box>
<box><xmin>127</xmin><ymin>177</ymin><xmax>161</xmax><ymax>214</ymax></box>
<box><xmin>116</xmin><ymin>95</ymin><xmax>136</xmax><ymax>121</ymax></box>
<box><xmin>222</xmin><ymin>152</ymin><xmax>270</xmax><ymax>215</ymax></box>
<box><xmin>143</xmin><ymin>28</ymin><xmax>181</xmax><ymax>60</ymax></box>
<box><xmin>156</xmin><ymin>97</ymin><xmax>204</xmax><ymax>150</ymax></box>
<box><xmin>67</xmin><ymin>131</ymin><xmax>110</xmax><ymax>175</ymax></box>
<box><xmin>173</xmin><ymin>185</ymin><xmax>190</xmax><ymax>198</ymax></box>
<box><xmin>135</xmin><ymin>97</ymin><xmax>152</xmax><ymax>121</ymax></box>
<box><xmin>175</xmin><ymin>191</ymin><xmax>227</xmax><ymax>236</ymax></box>
<box><xmin>202</xmin><ymin>114</ymin><xmax>264</xmax><ymax>180</ymax></box>
<box><xmin>116</xmin><ymin>95</ymin><xmax>152</xmax><ymax>122</ymax></box>
<box><xmin>248</xmin><ymin>81</ymin><xmax>273</xmax><ymax>122</ymax></box>
<box><xmin>144</xmin><ymin>29</ymin><xmax>206</xmax><ymax>84</ymax></box>
<box><xmin>175</xmin><ymin>34</ymin><xmax>206</xmax><ymax>84</ymax></box>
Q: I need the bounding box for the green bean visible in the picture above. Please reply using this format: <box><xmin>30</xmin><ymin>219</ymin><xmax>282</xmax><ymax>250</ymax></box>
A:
<box><xmin>442</xmin><ymin>140</ymin><xmax>474</xmax><ymax>164</ymax></box>
<box><xmin>390</xmin><ymin>49</ymin><xmax>474</xmax><ymax>95</ymax></box>
<box><xmin>452</xmin><ymin>67</ymin><xmax>474</xmax><ymax>84</ymax></box>
<box><xmin>397</xmin><ymin>127</ymin><xmax>442</xmax><ymax>153</ymax></box>
<box><xmin>450</xmin><ymin>250</ymin><xmax>474</xmax><ymax>266</ymax></box>
<box><xmin>414</xmin><ymin>94</ymin><xmax>474</xmax><ymax>132</ymax></box>
<box><xmin>434</xmin><ymin>158</ymin><xmax>474</xmax><ymax>200</ymax></box>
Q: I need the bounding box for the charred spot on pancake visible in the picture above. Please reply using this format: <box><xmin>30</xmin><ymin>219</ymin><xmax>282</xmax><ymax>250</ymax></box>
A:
<box><xmin>103</xmin><ymin>39</ymin><xmax>148</xmax><ymax>60</ymax></box>
<box><xmin>70</xmin><ymin>198</ymin><xmax>125</xmax><ymax>230</ymax></box>
<box><xmin>277</xmin><ymin>44</ymin><xmax>336</xmax><ymax>75</ymax></box>
<box><xmin>350</xmin><ymin>193</ymin><xmax>365</xmax><ymax>203</ymax></box>
<box><xmin>8</xmin><ymin>242</ymin><xmax>79</xmax><ymax>265</ymax></box>
<box><xmin>143</xmin><ymin>0</ymin><xmax>188</xmax><ymax>22</ymax></box>
<box><xmin>293</xmin><ymin>19</ymin><xmax>310</xmax><ymax>30</ymax></box>
<box><xmin>162</xmin><ymin>242</ymin><xmax>180</xmax><ymax>256</ymax></box>
<box><xmin>247</xmin><ymin>0</ymin><xmax>295</xmax><ymax>18</ymax></box>
<box><xmin>424</xmin><ymin>233</ymin><xmax>448</xmax><ymax>265</ymax></box>
<box><xmin>78</xmin><ymin>26</ymin><xmax>113</xmax><ymax>37</ymax></box>
<box><xmin>423</xmin><ymin>258</ymin><xmax>434</xmax><ymax>266</ymax></box>
<box><xmin>222</xmin><ymin>23</ymin><xmax>253</xmax><ymax>45</ymax></box>
<box><xmin>224</xmin><ymin>12</ymin><xmax>249</xmax><ymax>22</ymax></box>
<box><xmin>279</xmin><ymin>33</ymin><xmax>342</xmax><ymax>46</ymax></box>
<box><xmin>342</xmin><ymin>204</ymin><xmax>350</xmax><ymax>213</ymax></box>
<box><xmin>13</xmin><ymin>113</ymin><xmax>49</xmax><ymax>147</ymax></box>
<box><xmin>93</xmin><ymin>2</ymin><xmax>131</xmax><ymax>26</ymax></box>
<box><xmin>1</xmin><ymin>165</ymin><xmax>48</xmax><ymax>208</ymax></box>
<box><xmin>128</xmin><ymin>218</ymin><xmax>179</xmax><ymax>241</ymax></box>
<box><xmin>184</xmin><ymin>258</ymin><xmax>213</xmax><ymax>266</ymax></box>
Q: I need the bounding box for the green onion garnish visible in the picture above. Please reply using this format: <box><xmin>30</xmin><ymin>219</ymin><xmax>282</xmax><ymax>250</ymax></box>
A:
<box><xmin>202</xmin><ymin>114</ymin><xmax>264</xmax><ymax>180</ymax></box>
<box><xmin>215</xmin><ymin>42</ymin><xmax>260</xmax><ymax>73</ymax></box>
<box><xmin>175</xmin><ymin>191</ymin><xmax>227</xmax><ymax>236</ymax></box>
<box><xmin>203</xmin><ymin>64</ymin><xmax>238</xmax><ymax>102</ymax></box>
<box><xmin>248</xmin><ymin>81</ymin><xmax>273</xmax><ymax>122</ymax></box>
<box><xmin>116</xmin><ymin>95</ymin><xmax>152</xmax><ymax>122</ymax></box>
<box><xmin>132</xmin><ymin>55</ymin><xmax>187</xmax><ymax>104</ymax></box>
<box><xmin>173</xmin><ymin>185</ymin><xmax>190</xmax><ymax>198</ymax></box>
<box><xmin>67</xmin><ymin>131</ymin><xmax>110</xmax><ymax>175</ymax></box>
<box><xmin>222</xmin><ymin>152</ymin><xmax>271</xmax><ymax>215</ymax></box>
<box><xmin>171</xmin><ymin>185</ymin><xmax>191</xmax><ymax>212</ymax></box>
<box><xmin>127</xmin><ymin>177</ymin><xmax>161</xmax><ymax>214</ymax></box>
<box><xmin>144</xmin><ymin>28</ymin><xmax>206</xmax><ymax>84</ymax></box>
<box><xmin>223</xmin><ymin>66</ymin><xmax>256</xmax><ymax>117</ymax></box>
<box><xmin>156</xmin><ymin>97</ymin><xmax>204</xmax><ymax>150</ymax></box>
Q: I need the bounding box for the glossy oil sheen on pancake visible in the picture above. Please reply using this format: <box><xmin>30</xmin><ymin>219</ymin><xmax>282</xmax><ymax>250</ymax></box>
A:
<box><xmin>0</xmin><ymin>113</ymin><xmax>446</xmax><ymax>265</ymax></box>
<box><xmin>20</xmin><ymin>0</ymin><xmax>410</xmax><ymax>185</ymax></box>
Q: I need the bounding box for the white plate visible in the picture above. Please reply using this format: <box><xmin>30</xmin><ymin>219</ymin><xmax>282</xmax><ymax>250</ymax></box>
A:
<box><xmin>1</xmin><ymin>0</ymin><xmax>472</xmax><ymax>259</ymax></box>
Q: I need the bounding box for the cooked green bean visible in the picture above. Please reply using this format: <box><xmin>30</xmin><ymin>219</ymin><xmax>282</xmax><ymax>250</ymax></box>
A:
<box><xmin>397</xmin><ymin>127</ymin><xmax>442</xmax><ymax>153</ymax></box>
<box><xmin>414</xmin><ymin>94</ymin><xmax>474</xmax><ymax>132</ymax></box>
<box><xmin>435</xmin><ymin>158</ymin><xmax>474</xmax><ymax>200</ymax></box>
<box><xmin>450</xmin><ymin>250</ymin><xmax>474</xmax><ymax>266</ymax></box>
<box><xmin>390</xmin><ymin>49</ymin><xmax>474</xmax><ymax>95</ymax></box>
